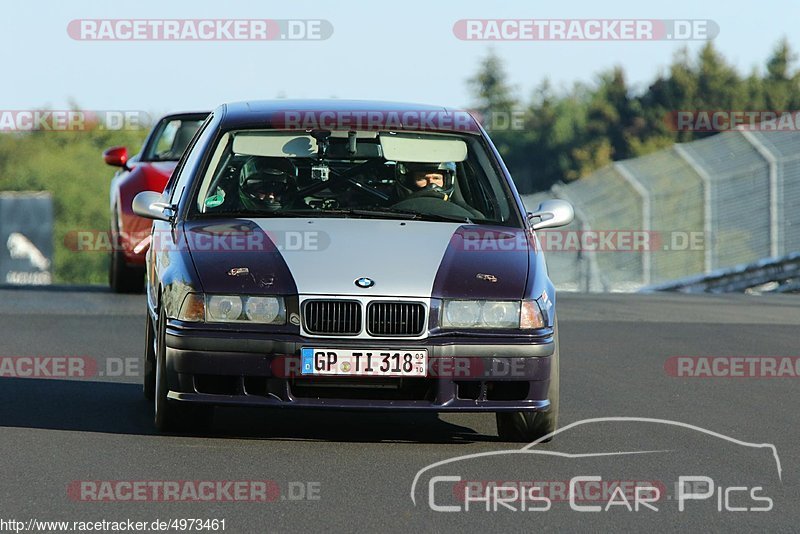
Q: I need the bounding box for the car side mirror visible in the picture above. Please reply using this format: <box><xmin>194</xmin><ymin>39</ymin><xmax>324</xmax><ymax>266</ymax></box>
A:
<box><xmin>103</xmin><ymin>146</ymin><xmax>130</xmax><ymax>170</ymax></box>
<box><xmin>527</xmin><ymin>199</ymin><xmax>574</xmax><ymax>230</ymax></box>
<box><xmin>132</xmin><ymin>191</ymin><xmax>174</xmax><ymax>222</ymax></box>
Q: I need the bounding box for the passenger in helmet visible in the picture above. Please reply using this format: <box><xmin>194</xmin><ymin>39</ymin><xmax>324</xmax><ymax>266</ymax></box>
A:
<box><xmin>391</xmin><ymin>160</ymin><xmax>485</xmax><ymax>219</ymax></box>
<box><xmin>395</xmin><ymin>161</ymin><xmax>457</xmax><ymax>201</ymax></box>
<box><xmin>238</xmin><ymin>158</ymin><xmax>298</xmax><ymax>212</ymax></box>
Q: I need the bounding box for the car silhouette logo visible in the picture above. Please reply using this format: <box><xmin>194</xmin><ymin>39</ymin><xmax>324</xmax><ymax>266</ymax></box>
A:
<box><xmin>355</xmin><ymin>277</ymin><xmax>375</xmax><ymax>288</ymax></box>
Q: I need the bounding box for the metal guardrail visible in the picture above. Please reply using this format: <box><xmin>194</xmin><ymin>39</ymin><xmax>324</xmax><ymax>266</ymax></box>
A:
<box><xmin>522</xmin><ymin>128</ymin><xmax>800</xmax><ymax>293</ymax></box>
<box><xmin>639</xmin><ymin>252</ymin><xmax>800</xmax><ymax>294</ymax></box>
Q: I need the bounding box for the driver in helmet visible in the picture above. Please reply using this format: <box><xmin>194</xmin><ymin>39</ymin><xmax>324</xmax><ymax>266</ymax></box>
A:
<box><xmin>396</xmin><ymin>161</ymin><xmax>457</xmax><ymax>201</ymax></box>
<box><xmin>238</xmin><ymin>158</ymin><xmax>298</xmax><ymax>212</ymax></box>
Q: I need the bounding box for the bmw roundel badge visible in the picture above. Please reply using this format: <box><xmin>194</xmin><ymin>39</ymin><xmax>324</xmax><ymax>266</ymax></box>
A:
<box><xmin>355</xmin><ymin>277</ymin><xmax>375</xmax><ymax>288</ymax></box>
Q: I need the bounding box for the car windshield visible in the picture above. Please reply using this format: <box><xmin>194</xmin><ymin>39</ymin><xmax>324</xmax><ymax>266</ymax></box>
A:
<box><xmin>143</xmin><ymin>118</ymin><xmax>205</xmax><ymax>161</ymax></box>
<box><xmin>193</xmin><ymin>129</ymin><xmax>520</xmax><ymax>225</ymax></box>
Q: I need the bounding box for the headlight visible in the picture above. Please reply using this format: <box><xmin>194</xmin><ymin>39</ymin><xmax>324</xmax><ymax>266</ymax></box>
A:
<box><xmin>481</xmin><ymin>301</ymin><xmax>520</xmax><ymax>328</ymax></box>
<box><xmin>442</xmin><ymin>299</ymin><xmax>544</xmax><ymax>329</ymax></box>
<box><xmin>244</xmin><ymin>296</ymin><xmax>285</xmax><ymax>324</ymax></box>
<box><xmin>177</xmin><ymin>293</ymin><xmax>286</xmax><ymax>324</ymax></box>
<box><xmin>443</xmin><ymin>300</ymin><xmax>482</xmax><ymax>327</ymax></box>
<box><xmin>207</xmin><ymin>295</ymin><xmax>243</xmax><ymax>321</ymax></box>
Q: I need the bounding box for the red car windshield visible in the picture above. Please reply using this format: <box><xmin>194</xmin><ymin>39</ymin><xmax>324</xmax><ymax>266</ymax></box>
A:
<box><xmin>143</xmin><ymin>118</ymin><xmax>205</xmax><ymax>161</ymax></box>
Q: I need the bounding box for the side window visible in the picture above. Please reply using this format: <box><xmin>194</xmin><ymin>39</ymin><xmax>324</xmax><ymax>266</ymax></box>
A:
<box><xmin>470</xmin><ymin>139</ymin><xmax>512</xmax><ymax>222</ymax></box>
<box><xmin>165</xmin><ymin>116</ymin><xmax>215</xmax><ymax>204</ymax></box>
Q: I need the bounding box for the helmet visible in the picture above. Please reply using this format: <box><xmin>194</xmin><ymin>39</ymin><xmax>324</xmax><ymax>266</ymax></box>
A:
<box><xmin>396</xmin><ymin>161</ymin><xmax>456</xmax><ymax>200</ymax></box>
<box><xmin>238</xmin><ymin>157</ymin><xmax>297</xmax><ymax>212</ymax></box>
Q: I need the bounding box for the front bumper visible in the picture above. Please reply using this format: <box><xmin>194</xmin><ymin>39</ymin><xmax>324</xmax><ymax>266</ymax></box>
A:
<box><xmin>164</xmin><ymin>325</ymin><xmax>555</xmax><ymax>412</ymax></box>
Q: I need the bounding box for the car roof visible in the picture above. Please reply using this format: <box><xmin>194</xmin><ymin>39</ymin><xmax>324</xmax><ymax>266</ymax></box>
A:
<box><xmin>158</xmin><ymin>111</ymin><xmax>210</xmax><ymax>121</ymax></box>
<box><xmin>215</xmin><ymin>100</ymin><xmax>481</xmax><ymax>134</ymax></box>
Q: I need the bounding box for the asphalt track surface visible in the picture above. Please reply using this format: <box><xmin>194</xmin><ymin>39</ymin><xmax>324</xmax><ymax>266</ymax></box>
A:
<box><xmin>0</xmin><ymin>287</ymin><xmax>798</xmax><ymax>532</ymax></box>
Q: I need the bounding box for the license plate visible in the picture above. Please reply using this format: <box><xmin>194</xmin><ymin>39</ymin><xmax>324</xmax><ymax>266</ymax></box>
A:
<box><xmin>300</xmin><ymin>348</ymin><xmax>428</xmax><ymax>377</ymax></box>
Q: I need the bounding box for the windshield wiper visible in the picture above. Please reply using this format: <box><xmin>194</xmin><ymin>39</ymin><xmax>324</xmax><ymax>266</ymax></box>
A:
<box><xmin>375</xmin><ymin>208</ymin><xmax>473</xmax><ymax>224</ymax></box>
<box><xmin>344</xmin><ymin>209</ymin><xmax>419</xmax><ymax>220</ymax></box>
<box><xmin>199</xmin><ymin>209</ymin><xmax>324</xmax><ymax>218</ymax></box>
<box><xmin>200</xmin><ymin>208</ymin><xmax>472</xmax><ymax>223</ymax></box>
<box><xmin>305</xmin><ymin>208</ymin><xmax>472</xmax><ymax>223</ymax></box>
<box><xmin>235</xmin><ymin>208</ymin><xmax>418</xmax><ymax>220</ymax></box>
<box><xmin>322</xmin><ymin>208</ymin><xmax>472</xmax><ymax>224</ymax></box>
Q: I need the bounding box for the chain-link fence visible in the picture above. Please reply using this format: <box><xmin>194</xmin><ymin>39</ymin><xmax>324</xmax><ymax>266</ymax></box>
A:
<box><xmin>521</xmin><ymin>129</ymin><xmax>800</xmax><ymax>292</ymax></box>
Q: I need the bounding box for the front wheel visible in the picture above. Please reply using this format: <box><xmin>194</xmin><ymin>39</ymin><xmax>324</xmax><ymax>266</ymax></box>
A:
<box><xmin>154</xmin><ymin>307</ymin><xmax>212</xmax><ymax>432</ymax></box>
<box><xmin>496</xmin><ymin>319</ymin><xmax>560</xmax><ymax>443</ymax></box>
<box><xmin>143</xmin><ymin>312</ymin><xmax>156</xmax><ymax>401</ymax></box>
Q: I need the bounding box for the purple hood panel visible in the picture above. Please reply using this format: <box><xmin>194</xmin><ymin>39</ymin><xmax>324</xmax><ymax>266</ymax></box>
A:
<box><xmin>431</xmin><ymin>226</ymin><xmax>530</xmax><ymax>300</ymax></box>
<box><xmin>182</xmin><ymin>220</ymin><xmax>297</xmax><ymax>295</ymax></box>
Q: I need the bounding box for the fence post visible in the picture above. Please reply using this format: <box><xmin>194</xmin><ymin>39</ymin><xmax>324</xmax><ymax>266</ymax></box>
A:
<box><xmin>738</xmin><ymin>129</ymin><xmax>781</xmax><ymax>258</ymax></box>
<box><xmin>615</xmin><ymin>162</ymin><xmax>651</xmax><ymax>285</ymax></box>
<box><xmin>674</xmin><ymin>145</ymin><xmax>714</xmax><ymax>272</ymax></box>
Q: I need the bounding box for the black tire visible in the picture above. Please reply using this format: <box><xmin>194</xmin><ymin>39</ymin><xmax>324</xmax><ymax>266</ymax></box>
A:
<box><xmin>143</xmin><ymin>312</ymin><xmax>156</xmax><ymax>401</ymax></box>
<box><xmin>496</xmin><ymin>319</ymin><xmax>560</xmax><ymax>443</ymax></box>
<box><xmin>154</xmin><ymin>307</ymin><xmax>212</xmax><ymax>432</ymax></box>
<box><xmin>108</xmin><ymin>220</ymin><xmax>145</xmax><ymax>294</ymax></box>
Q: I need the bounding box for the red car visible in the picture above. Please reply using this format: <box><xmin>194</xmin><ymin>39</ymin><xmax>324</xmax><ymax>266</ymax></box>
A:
<box><xmin>104</xmin><ymin>112</ymin><xmax>208</xmax><ymax>292</ymax></box>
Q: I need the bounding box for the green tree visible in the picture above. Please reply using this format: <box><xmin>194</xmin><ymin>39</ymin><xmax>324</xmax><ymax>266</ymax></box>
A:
<box><xmin>763</xmin><ymin>38</ymin><xmax>800</xmax><ymax>109</ymax></box>
<box><xmin>467</xmin><ymin>49</ymin><xmax>518</xmax><ymax>118</ymax></box>
<box><xmin>695</xmin><ymin>42</ymin><xmax>744</xmax><ymax>112</ymax></box>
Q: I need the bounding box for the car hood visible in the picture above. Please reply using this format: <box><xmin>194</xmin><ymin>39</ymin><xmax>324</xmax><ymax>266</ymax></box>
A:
<box><xmin>182</xmin><ymin>218</ymin><xmax>530</xmax><ymax>299</ymax></box>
